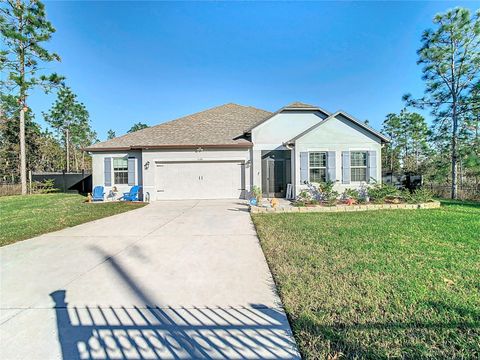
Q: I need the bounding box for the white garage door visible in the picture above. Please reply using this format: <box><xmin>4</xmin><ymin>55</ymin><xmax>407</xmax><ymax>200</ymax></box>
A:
<box><xmin>154</xmin><ymin>161</ymin><xmax>244</xmax><ymax>200</ymax></box>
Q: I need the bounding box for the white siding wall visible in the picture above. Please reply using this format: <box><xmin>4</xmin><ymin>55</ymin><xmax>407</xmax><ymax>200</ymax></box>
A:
<box><xmin>251</xmin><ymin>111</ymin><xmax>324</xmax><ymax>187</ymax></box>
<box><xmin>91</xmin><ymin>151</ymin><xmax>142</xmax><ymax>199</ymax></box>
<box><xmin>91</xmin><ymin>113</ymin><xmax>383</xmax><ymax>201</ymax></box>
<box><xmin>141</xmin><ymin>148</ymin><xmax>252</xmax><ymax>201</ymax></box>
<box><xmin>295</xmin><ymin>116</ymin><xmax>382</xmax><ymax>194</ymax></box>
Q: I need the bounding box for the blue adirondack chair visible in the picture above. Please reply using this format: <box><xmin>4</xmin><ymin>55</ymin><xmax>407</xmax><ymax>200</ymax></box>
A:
<box><xmin>92</xmin><ymin>186</ymin><xmax>105</xmax><ymax>201</ymax></box>
<box><xmin>120</xmin><ymin>185</ymin><xmax>142</xmax><ymax>201</ymax></box>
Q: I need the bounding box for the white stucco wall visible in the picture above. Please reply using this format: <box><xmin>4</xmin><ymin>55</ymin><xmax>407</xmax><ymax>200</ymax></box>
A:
<box><xmin>294</xmin><ymin>115</ymin><xmax>382</xmax><ymax>194</ymax></box>
<box><xmin>141</xmin><ymin>148</ymin><xmax>252</xmax><ymax>201</ymax></box>
<box><xmin>91</xmin><ymin>150</ymin><xmax>143</xmax><ymax>199</ymax></box>
<box><xmin>92</xmin><ymin>148</ymin><xmax>252</xmax><ymax>201</ymax></box>
<box><xmin>251</xmin><ymin>111</ymin><xmax>325</xmax><ymax>187</ymax></box>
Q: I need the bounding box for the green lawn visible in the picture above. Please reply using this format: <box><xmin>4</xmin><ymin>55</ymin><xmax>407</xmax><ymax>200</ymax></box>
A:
<box><xmin>0</xmin><ymin>193</ymin><xmax>146</xmax><ymax>247</ymax></box>
<box><xmin>252</xmin><ymin>200</ymin><xmax>480</xmax><ymax>359</ymax></box>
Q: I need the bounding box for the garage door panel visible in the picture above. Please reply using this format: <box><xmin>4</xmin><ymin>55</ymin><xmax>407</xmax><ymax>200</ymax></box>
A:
<box><xmin>155</xmin><ymin>161</ymin><xmax>244</xmax><ymax>200</ymax></box>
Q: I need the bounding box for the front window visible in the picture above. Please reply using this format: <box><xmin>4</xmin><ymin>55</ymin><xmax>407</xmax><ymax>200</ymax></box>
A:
<box><xmin>113</xmin><ymin>158</ymin><xmax>128</xmax><ymax>184</ymax></box>
<box><xmin>309</xmin><ymin>152</ymin><xmax>327</xmax><ymax>183</ymax></box>
<box><xmin>351</xmin><ymin>152</ymin><xmax>367</xmax><ymax>182</ymax></box>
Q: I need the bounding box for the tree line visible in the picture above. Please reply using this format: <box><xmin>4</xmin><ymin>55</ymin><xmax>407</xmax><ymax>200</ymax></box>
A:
<box><xmin>0</xmin><ymin>0</ymin><xmax>96</xmax><ymax>194</ymax></box>
<box><xmin>0</xmin><ymin>0</ymin><xmax>149</xmax><ymax>193</ymax></box>
<box><xmin>384</xmin><ymin>8</ymin><xmax>479</xmax><ymax>198</ymax></box>
<box><xmin>1</xmin><ymin>3</ymin><xmax>479</xmax><ymax>198</ymax></box>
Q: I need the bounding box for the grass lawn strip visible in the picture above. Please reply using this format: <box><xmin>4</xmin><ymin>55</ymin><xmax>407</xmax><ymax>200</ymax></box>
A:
<box><xmin>252</xmin><ymin>200</ymin><xmax>480</xmax><ymax>359</ymax></box>
<box><xmin>0</xmin><ymin>193</ymin><xmax>146</xmax><ymax>247</ymax></box>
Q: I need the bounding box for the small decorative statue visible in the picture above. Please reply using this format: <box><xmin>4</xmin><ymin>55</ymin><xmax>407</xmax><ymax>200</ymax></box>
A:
<box><xmin>270</xmin><ymin>198</ymin><xmax>279</xmax><ymax>208</ymax></box>
<box><xmin>86</xmin><ymin>193</ymin><xmax>92</xmax><ymax>203</ymax></box>
<box><xmin>107</xmin><ymin>186</ymin><xmax>118</xmax><ymax>201</ymax></box>
<box><xmin>345</xmin><ymin>198</ymin><xmax>355</xmax><ymax>206</ymax></box>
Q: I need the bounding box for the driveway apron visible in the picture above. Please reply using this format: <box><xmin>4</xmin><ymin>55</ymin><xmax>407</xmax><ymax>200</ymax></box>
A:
<box><xmin>0</xmin><ymin>199</ymin><xmax>300</xmax><ymax>359</ymax></box>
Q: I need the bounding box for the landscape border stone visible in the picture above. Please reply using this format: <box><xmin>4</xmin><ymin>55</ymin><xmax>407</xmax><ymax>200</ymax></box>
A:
<box><xmin>250</xmin><ymin>201</ymin><xmax>441</xmax><ymax>214</ymax></box>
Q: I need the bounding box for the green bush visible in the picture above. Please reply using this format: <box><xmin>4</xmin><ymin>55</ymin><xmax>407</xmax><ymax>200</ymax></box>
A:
<box><xmin>296</xmin><ymin>190</ymin><xmax>312</xmax><ymax>202</ymax></box>
<box><xmin>323</xmin><ymin>192</ymin><xmax>339</xmax><ymax>205</ymax></box>
<box><xmin>41</xmin><ymin>179</ymin><xmax>57</xmax><ymax>193</ymax></box>
<box><xmin>316</xmin><ymin>181</ymin><xmax>339</xmax><ymax>205</ymax></box>
<box><xmin>250</xmin><ymin>185</ymin><xmax>262</xmax><ymax>202</ymax></box>
<box><xmin>31</xmin><ymin>179</ymin><xmax>58</xmax><ymax>194</ymax></box>
<box><xmin>316</xmin><ymin>181</ymin><xmax>334</xmax><ymax>194</ymax></box>
<box><xmin>293</xmin><ymin>190</ymin><xmax>312</xmax><ymax>207</ymax></box>
<box><xmin>401</xmin><ymin>188</ymin><xmax>434</xmax><ymax>204</ymax></box>
<box><xmin>367</xmin><ymin>183</ymin><xmax>400</xmax><ymax>203</ymax></box>
<box><xmin>342</xmin><ymin>188</ymin><xmax>360</xmax><ymax>201</ymax></box>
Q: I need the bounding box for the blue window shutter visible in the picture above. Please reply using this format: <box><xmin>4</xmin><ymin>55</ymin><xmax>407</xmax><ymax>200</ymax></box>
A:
<box><xmin>368</xmin><ymin>151</ymin><xmax>377</xmax><ymax>183</ymax></box>
<box><xmin>342</xmin><ymin>151</ymin><xmax>350</xmax><ymax>184</ymax></box>
<box><xmin>104</xmin><ymin>157</ymin><xmax>112</xmax><ymax>186</ymax></box>
<box><xmin>300</xmin><ymin>152</ymin><xmax>309</xmax><ymax>183</ymax></box>
<box><xmin>128</xmin><ymin>158</ymin><xmax>135</xmax><ymax>186</ymax></box>
<box><xmin>327</xmin><ymin>151</ymin><xmax>336</xmax><ymax>182</ymax></box>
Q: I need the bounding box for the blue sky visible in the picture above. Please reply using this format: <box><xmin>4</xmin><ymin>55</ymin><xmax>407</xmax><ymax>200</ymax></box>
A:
<box><xmin>27</xmin><ymin>1</ymin><xmax>478</xmax><ymax>140</ymax></box>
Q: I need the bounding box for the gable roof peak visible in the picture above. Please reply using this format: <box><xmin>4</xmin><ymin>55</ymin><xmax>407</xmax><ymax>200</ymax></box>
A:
<box><xmin>287</xmin><ymin>110</ymin><xmax>390</xmax><ymax>143</ymax></box>
<box><xmin>285</xmin><ymin>101</ymin><xmax>318</xmax><ymax>109</ymax></box>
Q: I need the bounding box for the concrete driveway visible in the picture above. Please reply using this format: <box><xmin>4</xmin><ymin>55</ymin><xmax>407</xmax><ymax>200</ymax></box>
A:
<box><xmin>0</xmin><ymin>200</ymin><xmax>300</xmax><ymax>360</ymax></box>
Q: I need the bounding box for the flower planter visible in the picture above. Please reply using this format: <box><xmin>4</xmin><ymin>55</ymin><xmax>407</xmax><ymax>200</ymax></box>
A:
<box><xmin>250</xmin><ymin>201</ymin><xmax>441</xmax><ymax>214</ymax></box>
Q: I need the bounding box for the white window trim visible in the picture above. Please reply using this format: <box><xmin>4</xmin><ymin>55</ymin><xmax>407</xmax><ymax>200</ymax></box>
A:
<box><xmin>113</xmin><ymin>157</ymin><xmax>129</xmax><ymax>185</ymax></box>
<box><xmin>308</xmin><ymin>151</ymin><xmax>327</xmax><ymax>183</ymax></box>
<box><xmin>350</xmin><ymin>151</ymin><xmax>368</xmax><ymax>183</ymax></box>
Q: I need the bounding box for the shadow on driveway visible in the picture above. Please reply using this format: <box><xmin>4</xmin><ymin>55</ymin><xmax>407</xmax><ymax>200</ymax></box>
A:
<box><xmin>50</xmin><ymin>246</ymin><xmax>299</xmax><ymax>359</ymax></box>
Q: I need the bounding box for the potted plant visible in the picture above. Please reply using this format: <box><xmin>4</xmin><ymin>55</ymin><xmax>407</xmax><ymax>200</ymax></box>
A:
<box><xmin>250</xmin><ymin>185</ymin><xmax>262</xmax><ymax>206</ymax></box>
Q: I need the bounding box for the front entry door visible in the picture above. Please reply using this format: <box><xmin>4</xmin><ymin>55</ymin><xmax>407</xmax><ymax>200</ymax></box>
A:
<box><xmin>262</xmin><ymin>151</ymin><xmax>291</xmax><ymax>198</ymax></box>
<box><xmin>263</xmin><ymin>158</ymin><xmax>285</xmax><ymax>197</ymax></box>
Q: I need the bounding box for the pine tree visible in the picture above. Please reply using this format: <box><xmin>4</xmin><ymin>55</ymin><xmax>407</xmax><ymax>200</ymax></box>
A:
<box><xmin>0</xmin><ymin>0</ymin><xmax>63</xmax><ymax>193</ymax></box>
<box><xmin>401</xmin><ymin>112</ymin><xmax>430</xmax><ymax>172</ymax></box>
<box><xmin>43</xmin><ymin>86</ymin><xmax>94</xmax><ymax>172</ymax></box>
<box><xmin>404</xmin><ymin>8</ymin><xmax>480</xmax><ymax>199</ymax></box>
<box><xmin>461</xmin><ymin>82</ymin><xmax>480</xmax><ymax>186</ymax></box>
<box><xmin>35</xmin><ymin>129</ymin><xmax>64</xmax><ymax>172</ymax></box>
<box><xmin>0</xmin><ymin>94</ymin><xmax>42</xmax><ymax>181</ymax></box>
<box><xmin>381</xmin><ymin>110</ymin><xmax>430</xmax><ymax>174</ymax></box>
<box><xmin>107</xmin><ymin>129</ymin><xmax>116</xmax><ymax>140</ymax></box>
<box><xmin>127</xmin><ymin>122</ymin><xmax>149</xmax><ymax>133</ymax></box>
<box><xmin>382</xmin><ymin>113</ymin><xmax>403</xmax><ymax>173</ymax></box>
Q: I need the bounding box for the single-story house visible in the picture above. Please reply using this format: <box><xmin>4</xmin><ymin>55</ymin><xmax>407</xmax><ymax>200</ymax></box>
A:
<box><xmin>85</xmin><ymin>102</ymin><xmax>389</xmax><ymax>201</ymax></box>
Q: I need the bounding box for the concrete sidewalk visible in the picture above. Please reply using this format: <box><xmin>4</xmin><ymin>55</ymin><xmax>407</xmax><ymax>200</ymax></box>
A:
<box><xmin>0</xmin><ymin>200</ymin><xmax>300</xmax><ymax>359</ymax></box>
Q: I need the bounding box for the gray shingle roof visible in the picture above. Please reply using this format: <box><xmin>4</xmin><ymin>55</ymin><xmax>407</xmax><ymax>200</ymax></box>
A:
<box><xmin>284</xmin><ymin>102</ymin><xmax>319</xmax><ymax>109</ymax></box>
<box><xmin>86</xmin><ymin>103</ymin><xmax>272</xmax><ymax>151</ymax></box>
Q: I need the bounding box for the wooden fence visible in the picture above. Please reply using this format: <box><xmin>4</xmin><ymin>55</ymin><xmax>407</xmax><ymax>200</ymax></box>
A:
<box><xmin>427</xmin><ymin>184</ymin><xmax>480</xmax><ymax>201</ymax></box>
<box><xmin>1</xmin><ymin>171</ymin><xmax>91</xmax><ymax>197</ymax></box>
<box><xmin>0</xmin><ymin>184</ymin><xmax>22</xmax><ymax>197</ymax></box>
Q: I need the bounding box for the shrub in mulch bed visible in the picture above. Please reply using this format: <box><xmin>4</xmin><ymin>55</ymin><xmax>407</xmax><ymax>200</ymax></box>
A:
<box><xmin>292</xmin><ymin>182</ymin><xmax>435</xmax><ymax>207</ymax></box>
